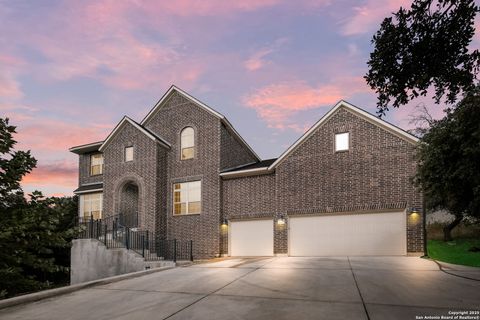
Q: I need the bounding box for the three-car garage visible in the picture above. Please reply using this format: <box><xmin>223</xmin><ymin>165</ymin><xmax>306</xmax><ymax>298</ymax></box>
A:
<box><xmin>228</xmin><ymin>211</ymin><xmax>407</xmax><ymax>257</ymax></box>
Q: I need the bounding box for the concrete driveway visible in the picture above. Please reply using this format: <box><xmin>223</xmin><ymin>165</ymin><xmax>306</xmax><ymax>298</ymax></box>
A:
<box><xmin>1</xmin><ymin>257</ymin><xmax>479</xmax><ymax>320</ymax></box>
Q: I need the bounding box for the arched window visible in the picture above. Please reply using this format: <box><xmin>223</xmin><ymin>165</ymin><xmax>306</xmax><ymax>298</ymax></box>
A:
<box><xmin>181</xmin><ymin>127</ymin><xmax>195</xmax><ymax>160</ymax></box>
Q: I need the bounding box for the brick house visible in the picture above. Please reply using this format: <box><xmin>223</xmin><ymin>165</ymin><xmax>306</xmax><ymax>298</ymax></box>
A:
<box><xmin>70</xmin><ymin>85</ymin><xmax>424</xmax><ymax>259</ymax></box>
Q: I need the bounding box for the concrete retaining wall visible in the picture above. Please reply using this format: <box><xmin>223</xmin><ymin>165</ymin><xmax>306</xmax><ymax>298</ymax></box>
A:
<box><xmin>71</xmin><ymin>239</ymin><xmax>146</xmax><ymax>284</ymax></box>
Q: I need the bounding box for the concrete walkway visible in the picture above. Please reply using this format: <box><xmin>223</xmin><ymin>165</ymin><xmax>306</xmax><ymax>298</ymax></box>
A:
<box><xmin>1</xmin><ymin>257</ymin><xmax>479</xmax><ymax>319</ymax></box>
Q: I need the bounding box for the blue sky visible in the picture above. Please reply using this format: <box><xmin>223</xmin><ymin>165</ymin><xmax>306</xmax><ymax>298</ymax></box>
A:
<box><xmin>1</xmin><ymin>0</ymin><xmax>477</xmax><ymax>196</ymax></box>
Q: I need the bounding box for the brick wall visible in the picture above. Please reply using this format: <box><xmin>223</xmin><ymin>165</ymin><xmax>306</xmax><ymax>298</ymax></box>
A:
<box><xmin>275</xmin><ymin>107</ymin><xmax>423</xmax><ymax>253</ymax></box>
<box><xmin>78</xmin><ymin>153</ymin><xmax>104</xmax><ymax>186</ymax></box>
<box><xmin>143</xmin><ymin>92</ymin><xmax>222</xmax><ymax>258</ymax></box>
<box><xmin>222</xmin><ymin>106</ymin><xmax>423</xmax><ymax>254</ymax></box>
<box><xmin>220</xmin><ymin>123</ymin><xmax>257</xmax><ymax>170</ymax></box>
<box><xmin>102</xmin><ymin>121</ymin><xmax>165</xmax><ymax>234</ymax></box>
<box><xmin>221</xmin><ymin>173</ymin><xmax>276</xmax><ymax>254</ymax></box>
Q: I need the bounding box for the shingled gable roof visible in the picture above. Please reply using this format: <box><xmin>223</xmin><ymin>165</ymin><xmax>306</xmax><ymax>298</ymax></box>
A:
<box><xmin>267</xmin><ymin>100</ymin><xmax>419</xmax><ymax>170</ymax></box>
<box><xmin>140</xmin><ymin>85</ymin><xmax>260</xmax><ymax>161</ymax></box>
<box><xmin>98</xmin><ymin>116</ymin><xmax>171</xmax><ymax>152</ymax></box>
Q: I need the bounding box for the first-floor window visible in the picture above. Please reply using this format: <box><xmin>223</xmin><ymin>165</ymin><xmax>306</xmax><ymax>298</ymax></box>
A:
<box><xmin>80</xmin><ymin>193</ymin><xmax>103</xmax><ymax>220</ymax></box>
<box><xmin>173</xmin><ymin>181</ymin><xmax>201</xmax><ymax>215</ymax></box>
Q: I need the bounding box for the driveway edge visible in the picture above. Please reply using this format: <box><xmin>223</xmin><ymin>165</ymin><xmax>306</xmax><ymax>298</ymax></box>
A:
<box><xmin>0</xmin><ymin>266</ymin><xmax>174</xmax><ymax>310</ymax></box>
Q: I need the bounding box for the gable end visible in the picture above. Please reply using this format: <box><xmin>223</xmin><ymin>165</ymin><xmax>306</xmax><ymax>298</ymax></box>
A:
<box><xmin>268</xmin><ymin>100</ymin><xmax>419</xmax><ymax>170</ymax></box>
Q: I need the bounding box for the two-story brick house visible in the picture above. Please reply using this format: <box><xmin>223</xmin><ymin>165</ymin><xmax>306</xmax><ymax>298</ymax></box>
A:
<box><xmin>70</xmin><ymin>85</ymin><xmax>424</xmax><ymax>259</ymax></box>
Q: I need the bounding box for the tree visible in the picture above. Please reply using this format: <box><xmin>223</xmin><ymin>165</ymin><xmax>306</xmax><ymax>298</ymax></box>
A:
<box><xmin>0</xmin><ymin>118</ymin><xmax>78</xmax><ymax>298</ymax></box>
<box><xmin>415</xmin><ymin>89</ymin><xmax>480</xmax><ymax>241</ymax></box>
<box><xmin>366</xmin><ymin>0</ymin><xmax>480</xmax><ymax>116</ymax></box>
<box><xmin>0</xmin><ymin>118</ymin><xmax>37</xmax><ymax>207</ymax></box>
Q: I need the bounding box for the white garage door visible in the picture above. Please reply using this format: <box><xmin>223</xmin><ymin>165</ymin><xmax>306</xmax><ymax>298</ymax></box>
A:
<box><xmin>289</xmin><ymin>211</ymin><xmax>406</xmax><ymax>256</ymax></box>
<box><xmin>230</xmin><ymin>219</ymin><xmax>273</xmax><ymax>256</ymax></box>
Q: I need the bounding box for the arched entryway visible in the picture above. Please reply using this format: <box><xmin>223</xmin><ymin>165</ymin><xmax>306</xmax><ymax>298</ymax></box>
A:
<box><xmin>119</xmin><ymin>182</ymin><xmax>139</xmax><ymax>227</ymax></box>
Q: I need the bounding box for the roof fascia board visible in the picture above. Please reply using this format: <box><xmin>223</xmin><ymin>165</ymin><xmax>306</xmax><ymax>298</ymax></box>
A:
<box><xmin>220</xmin><ymin>167</ymin><xmax>272</xmax><ymax>179</ymax></box>
<box><xmin>74</xmin><ymin>188</ymin><xmax>103</xmax><ymax>195</ymax></box>
<box><xmin>69</xmin><ymin>141</ymin><xmax>104</xmax><ymax>154</ymax></box>
<box><xmin>268</xmin><ymin>100</ymin><xmax>419</xmax><ymax>170</ymax></box>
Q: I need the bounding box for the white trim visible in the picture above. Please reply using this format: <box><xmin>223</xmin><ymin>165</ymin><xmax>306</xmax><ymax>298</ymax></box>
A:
<box><xmin>80</xmin><ymin>182</ymin><xmax>103</xmax><ymax>187</ymax></box>
<box><xmin>268</xmin><ymin>100</ymin><xmax>419</xmax><ymax>170</ymax></box>
<box><xmin>99</xmin><ymin>116</ymin><xmax>171</xmax><ymax>152</ymax></box>
<box><xmin>69</xmin><ymin>141</ymin><xmax>104</xmax><ymax>153</ymax></box>
<box><xmin>141</xmin><ymin>85</ymin><xmax>223</xmax><ymax>124</ymax></box>
<box><xmin>141</xmin><ymin>85</ymin><xmax>260</xmax><ymax>161</ymax></box>
<box><xmin>220</xmin><ymin>167</ymin><xmax>272</xmax><ymax>178</ymax></box>
<box><xmin>74</xmin><ymin>188</ymin><xmax>103</xmax><ymax>195</ymax></box>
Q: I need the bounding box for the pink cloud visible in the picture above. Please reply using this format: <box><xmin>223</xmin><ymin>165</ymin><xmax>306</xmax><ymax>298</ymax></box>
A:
<box><xmin>0</xmin><ymin>55</ymin><xmax>24</xmax><ymax>99</ymax></box>
<box><xmin>138</xmin><ymin>0</ymin><xmax>282</xmax><ymax>17</ymax></box>
<box><xmin>10</xmin><ymin>115</ymin><xmax>110</xmax><ymax>195</ymax></box>
<box><xmin>13</xmin><ymin>1</ymin><xmax>204</xmax><ymax>92</ymax></box>
<box><xmin>0</xmin><ymin>54</ymin><xmax>24</xmax><ymax>66</ymax></box>
<box><xmin>244</xmin><ymin>77</ymin><xmax>370</xmax><ymax>131</ymax></box>
<box><xmin>244</xmin><ymin>38</ymin><xmax>289</xmax><ymax>71</ymax></box>
<box><xmin>389</xmin><ymin>96</ymin><xmax>448</xmax><ymax>131</ymax></box>
<box><xmin>22</xmin><ymin>160</ymin><xmax>78</xmax><ymax>189</ymax></box>
<box><xmin>15</xmin><ymin>119</ymin><xmax>110</xmax><ymax>153</ymax></box>
<box><xmin>0</xmin><ymin>73</ymin><xmax>22</xmax><ymax>99</ymax></box>
<box><xmin>340</xmin><ymin>0</ymin><xmax>411</xmax><ymax>36</ymax></box>
<box><xmin>245</xmin><ymin>48</ymin><xmax>274</xmax><ymax>71</ymax></box>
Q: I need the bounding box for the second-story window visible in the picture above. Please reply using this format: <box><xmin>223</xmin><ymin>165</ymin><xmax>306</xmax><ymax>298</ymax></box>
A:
<box><xmin>90</xmin><ymin>153</ymin><xmax>103</xmax><ymax>175</ymax></box>
<box><xmin>181</xmin><ymin>127</ymin><xmax>195</xmax><ymax>160</ymax></box>
<box><xmin>335</xmin><ymin>132</ymin><xmax>349</xmax><ymax>152</ymax></box>
<box><xmin>125</xmin><ymin>146</ymin><xmax>134</xmax><ymax>162</ymax></box>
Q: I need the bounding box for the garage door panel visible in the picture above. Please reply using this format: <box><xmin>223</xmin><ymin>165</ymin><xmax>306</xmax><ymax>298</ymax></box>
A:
<box><xmin>230</xmin><ymin>220</ymin><xmax>273</xmax><ymax>256</ymax></box>
<box><xmin>289</xmin><ymin>212</ymin><xmax>406</xmax><ymax>256</ymax></box>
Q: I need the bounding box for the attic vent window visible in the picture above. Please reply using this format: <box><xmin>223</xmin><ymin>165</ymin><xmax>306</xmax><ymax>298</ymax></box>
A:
<box><xmin>125</xmin><ymin>146</ymin><xmax>134</xmax><ymax>162</ymax></box>
<box><xmin>335</xmin><ymin>132</ymin><xmax>349</xmax><ymax>152</ymax></box>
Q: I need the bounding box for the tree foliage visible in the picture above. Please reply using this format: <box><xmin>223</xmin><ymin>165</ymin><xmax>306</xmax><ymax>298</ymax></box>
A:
<box><xmin>366</xmin><ymin>0</ymin><xmax>480</xmax><ymax>115</ymax></box>
<box><xmin>0</xmin><ymin>118</ymin><xmax>78</xmax><ymax>299</ymax></box>
<box><xmin>415</xmin><ymin>89</ymin><xmax>480</xmax><ymax>240</ymax></box>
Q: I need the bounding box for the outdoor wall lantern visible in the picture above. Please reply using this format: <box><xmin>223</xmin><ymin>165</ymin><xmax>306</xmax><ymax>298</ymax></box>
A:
<box><xmin>409</xmin><ymin>208</ymin><xmax>420</xmax><ymax>215</ymax></box>
<box><xmin>221</xmin><ymin>219</ymin><xmax>228</xmax><ymax>227</ymax></box>
<box><xmin>277</xmin><ymin>215</ymin><xmax>286</xmax><ymax>225</ymax></box>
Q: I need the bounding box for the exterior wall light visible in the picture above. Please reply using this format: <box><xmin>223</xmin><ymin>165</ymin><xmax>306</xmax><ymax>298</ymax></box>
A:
<box><xmin>409</xmin><ymin>208</ymin><xmax>420</xmax><ymax>215</ymax></box>
<box><xmin>221</xmin><ymin>219</ymin><xmax>228</xmax><ymax>227</ymax></box>
<box><xmin>277</xmin><ymin>215</ymin><xmax>286</xmax><ymax>225</ymax></box>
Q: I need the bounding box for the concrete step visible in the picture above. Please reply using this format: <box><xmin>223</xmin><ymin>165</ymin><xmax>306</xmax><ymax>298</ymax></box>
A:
<box><xmin>145</xmin><ymin>260</ymin><xmax>176</xmax><ymax>269</ymax></box>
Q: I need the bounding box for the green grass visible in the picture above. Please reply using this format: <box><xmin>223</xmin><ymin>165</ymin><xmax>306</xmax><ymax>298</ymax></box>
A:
<box><xmin>428</xmin><ymin>239</ymin><xmax>480</xmax><ymax>267</ymax></box>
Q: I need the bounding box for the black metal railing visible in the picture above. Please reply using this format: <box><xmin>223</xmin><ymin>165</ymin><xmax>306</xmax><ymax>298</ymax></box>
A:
<box><xmin>77</xmin><ymin>214</ymin><xmax>193</xmax><ymax>262</ymax></box>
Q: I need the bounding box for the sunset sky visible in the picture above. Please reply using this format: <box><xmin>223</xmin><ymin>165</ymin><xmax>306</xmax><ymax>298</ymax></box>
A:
<box><xmin>1</xmin><ymin>0</ymin><xmax>478</xmax><ymax>196</ymax></box>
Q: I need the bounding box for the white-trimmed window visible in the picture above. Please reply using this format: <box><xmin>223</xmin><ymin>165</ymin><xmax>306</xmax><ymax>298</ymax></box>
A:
<box><xmin>335</xmin><ymin>132</ymin><xmax>349</xmax><ymax>152</ymax></box>
<box><xmin>80</xmin><ymin>193</ymin><xmax>103</xmax><ymax>220</ymax></box>
<box><xmin>125</xmin><ymin>146</ymin><xmax>134</xmax><ymax>162</ymax></box>
<box><xmin>173</xmin><ymin>181</ymin><xmax>201</xmax><ymax>215</ymax></box>
<box><xmin>90</xmin><ymin>153</ymin><xmax>103</xmax><ymax>175</ymax></box>
<box><xmin>180</xmin><ymin>127</ymin><xmax>194</xmax><ymax>160</ymax></box>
